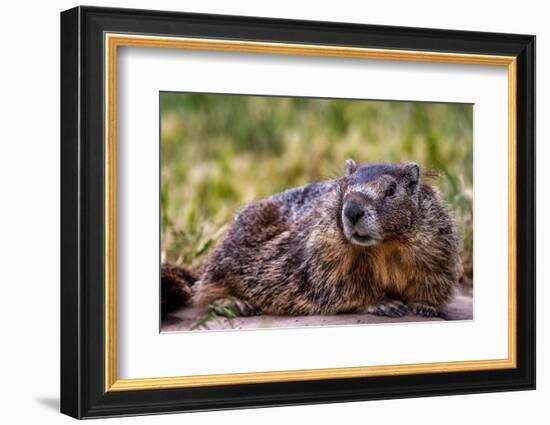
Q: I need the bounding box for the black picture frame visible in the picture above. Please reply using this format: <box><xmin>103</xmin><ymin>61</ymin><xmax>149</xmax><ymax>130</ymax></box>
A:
<box><xmin>60</xmin><ymin>5</ymin><xmax>535</xmax><ymax>419</ymax></box>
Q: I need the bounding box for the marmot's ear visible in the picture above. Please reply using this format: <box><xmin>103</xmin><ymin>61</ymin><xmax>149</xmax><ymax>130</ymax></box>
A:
<box><xmin>404</xmin><ymin>162</ymin><xmax>420</xmax><ymax>182</ymax></box>
<box><xmin>344</xmin><ymin>159</ymin><xmax>357</xmax><ymax>176</ymax></box>
<box><xmin>404</xmin><ymin>163</ymin><xmax>420</xmax><ymax>193</ymax></box>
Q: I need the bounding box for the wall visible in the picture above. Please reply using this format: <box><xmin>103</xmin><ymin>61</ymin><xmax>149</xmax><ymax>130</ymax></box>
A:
<box><xmin>0</xmin><ymin>0</ymin><xmax>545</xmax><ymax>423</ymax></box>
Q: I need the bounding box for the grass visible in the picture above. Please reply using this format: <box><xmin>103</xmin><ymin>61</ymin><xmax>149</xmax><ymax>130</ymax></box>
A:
<box><xmin>161</xmin><ymin>93</ymin><xmax>473</xmax><ymax>284</ymax></box>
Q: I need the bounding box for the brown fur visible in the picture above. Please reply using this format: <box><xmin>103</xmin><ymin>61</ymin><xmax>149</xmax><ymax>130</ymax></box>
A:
<box><xmin>160</xmin><ymin>263</ymin><xmax>198</xmax><ymax>319</ymax></box>
<box><xmin>163</xmin><ymin>161</ymin><xmax>460</xmax><ymax>319</ymax></box>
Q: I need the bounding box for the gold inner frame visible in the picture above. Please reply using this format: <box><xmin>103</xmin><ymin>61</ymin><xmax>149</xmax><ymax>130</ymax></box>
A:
<box><xmin>104</xmin><ymin>33</ymin><xmax>517</xmax><ymax>392</ymax></box>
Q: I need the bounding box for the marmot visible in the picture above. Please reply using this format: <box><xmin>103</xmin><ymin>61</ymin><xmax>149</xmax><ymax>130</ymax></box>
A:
<box><xmin>163</xmin><ymin>160</ymin><xmax>460</xmax><ymax>319</ymax></box>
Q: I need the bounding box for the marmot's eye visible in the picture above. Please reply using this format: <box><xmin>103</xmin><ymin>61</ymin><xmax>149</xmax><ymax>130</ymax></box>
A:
<box><xmin>385</xmin><ymin>182</ymin><xmax>397</xmax><ymax>197</ymax></box>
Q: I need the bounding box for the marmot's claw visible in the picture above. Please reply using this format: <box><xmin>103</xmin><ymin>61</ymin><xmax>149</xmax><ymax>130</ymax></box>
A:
<box><xmin>408</xmin><ymin>302</ymin><xmax>440</xmax><ymax>318</ymax></box>
<box><xmin>239</xmin><ymin>304</ymin><xmax>261</xmax><ymax>316</ymax></box>
<box><xmin>366</xmin><ymin>299</ymin><xmax>409</xmax><ymax>317</ymax></box>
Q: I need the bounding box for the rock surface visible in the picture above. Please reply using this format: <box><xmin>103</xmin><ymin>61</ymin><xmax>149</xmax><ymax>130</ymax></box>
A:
<box><xmin>161</xmin><ymin>292</ymin><xmax>473</xmax><ymax>333</ymax></box>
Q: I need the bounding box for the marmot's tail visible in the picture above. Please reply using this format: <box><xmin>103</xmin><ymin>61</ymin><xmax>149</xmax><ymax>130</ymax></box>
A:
<box><xmin>161</xmin><ymin>263</ymin><xmax>199</xmax><ymax>320</ymax></box>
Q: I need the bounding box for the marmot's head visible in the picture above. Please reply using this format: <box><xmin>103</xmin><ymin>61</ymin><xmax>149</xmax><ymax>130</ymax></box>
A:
<box><xmin>339</xmin><ymin>160</ymin><xmax>421</xmax><ymax>247</ymax></box>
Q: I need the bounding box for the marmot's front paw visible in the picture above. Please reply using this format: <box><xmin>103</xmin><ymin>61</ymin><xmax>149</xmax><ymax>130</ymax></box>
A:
<box><xmin>209</xmin><ymin>296</ymin><xmax>261</xmax><ymax>317</ymax></box>
<box><xmin>407</xmin><ymin>301</ymin><xmax>441</xmax><ymax>318</ymax></box>
<box><xmin>366</xmin><ymin>299</ymin><xmax>409</xmax><ymax>317</ymax></box>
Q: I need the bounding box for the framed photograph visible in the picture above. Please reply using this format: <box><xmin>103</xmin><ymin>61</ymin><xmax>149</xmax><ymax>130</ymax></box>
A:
<box><xmin>60</xmin><ymin>6</ymin><xmax>535</xmax><ymax>419</ymax></box>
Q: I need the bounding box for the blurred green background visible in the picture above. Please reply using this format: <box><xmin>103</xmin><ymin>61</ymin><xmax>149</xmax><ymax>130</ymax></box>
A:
<box><xmin>161</xmin><ymin>93</ymin><xmax>473</xmax><ymax>285</ymax></box>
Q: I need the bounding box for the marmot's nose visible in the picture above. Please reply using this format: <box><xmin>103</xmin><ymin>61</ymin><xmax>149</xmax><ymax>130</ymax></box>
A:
<box><xmin>344</xmin><ymin>203</ymin><xmax>364</xmax><ymax>225</ymax></box>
